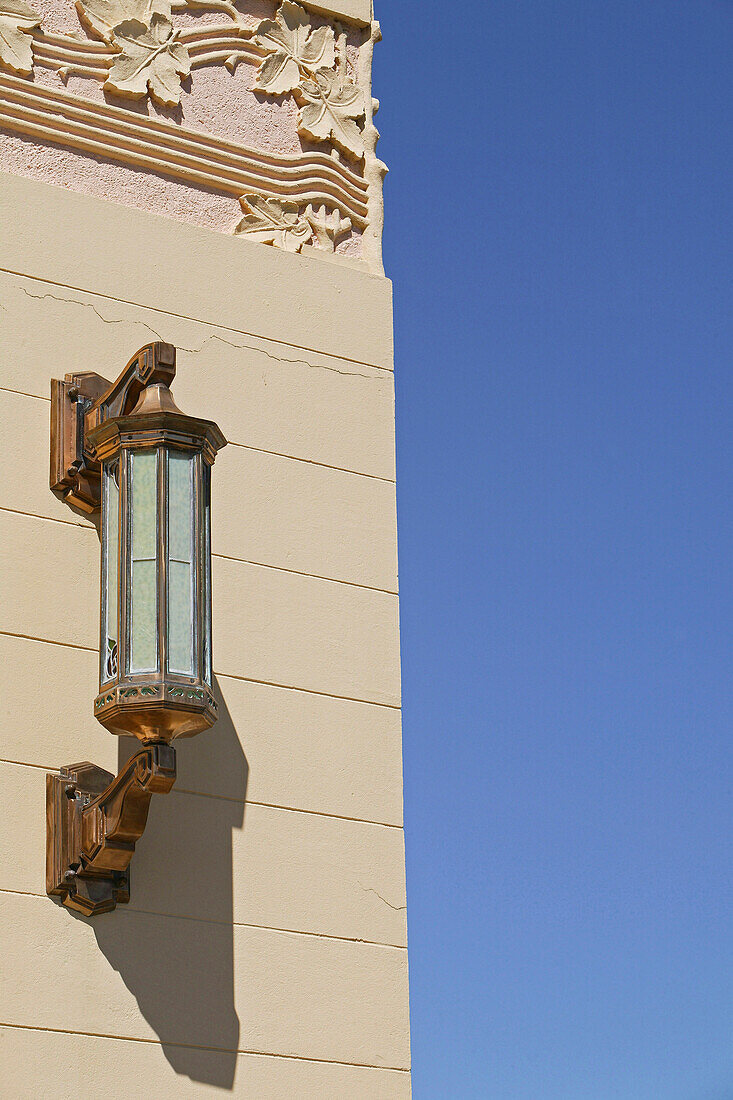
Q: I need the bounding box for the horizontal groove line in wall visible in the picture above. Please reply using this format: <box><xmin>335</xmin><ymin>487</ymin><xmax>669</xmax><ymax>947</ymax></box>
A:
<box><xmin>0</xmin><ymin>384</ymin><xmax>51</xmax><ymax>401</ymax></box>
<box><xmin>226</xmin><ymin>442</ymin><xmax>396</xmax><ymax>483</ymax></box>
<box><xmin>0</xmin><ymin>1021</ymin><xmax>411</xmax><ymax>1073</ymax></box>
<box><xmin>0</xmin><ymin>71</ymin><xmax>367</xmax><ymax>194</ymax></box>
<box><xmin>0</xmin><ymin>888</ymin><xmax>407</xmax><ymax>948</ymax></box>
<box><xmin>0</xmin><ymin>66</ymin><xmax>365</xmax><ymax>181</ymax></box>
<box><xmin>33</xmin><ymin>38</ymin><xmax>111</xmax><ymax>58</ymax></box>
<box><xmin>0</xmin><ymin>507</ymin><xmax>397</xmax><ymax>594</ymax></box>
<box><xmin>0</xmin><ymin>268</ymin><xmax>393</xmax><ymax>373</ymax></box>
<box><xmin>0</xmin><ymin>97</ymin><xmax>369</xmax><ymax>226</ymax></box>
<box><xmin>34</xmin><ymin>38</ymin><xmax>259</xmax><ymax>71</ymax></box>
<box><xmin>0</xmin><ymin>505</ymin><xmax>91</xmax><ymax>530</ymax></box>
<box><xmin>0</xmin><ymin>631</ymin><xmax>402</xmax><ymax>709</ymax></box>
<box><xmin>0</xmin><ymin>389</ymin><xmax>395</xmax><ymax>482</ymax></box>
<box><xmin>0</xmin><ymin>629</ymin><xmax>96</xmax><ymax>653</ymax></box>
<box><xmin>0</xmin><ymin>758</ymin><xmax>403</xmax><ymax>830</ymax></box>
<box><xmin>213</xmin><ymin>553</ymin><xmax>398</xmax><ymax>595</ymax></box>
<box><xmin>217</xmin><ymin>671</ymin><xmax>401</xmax><ymax>710</ymax></box>
<box><xmin>176</xmin><ymin>789</ymin><xmax>402</xmax><ymax>829</ymax></box>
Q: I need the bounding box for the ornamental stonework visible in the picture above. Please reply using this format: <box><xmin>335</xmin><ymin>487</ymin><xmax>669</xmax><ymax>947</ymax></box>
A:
<box><xmin>0</xmin><ymin>0</ymin><xmax>386</xmax><ymax>269</ymax></box>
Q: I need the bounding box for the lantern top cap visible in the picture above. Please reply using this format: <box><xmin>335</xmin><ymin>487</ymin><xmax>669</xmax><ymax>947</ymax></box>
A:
<box><xmin>86</xmin><ymin>378</ymin><xmax>227</xmax><ymax>464</ymax></box>
<box><xmin>130</xmin><ymin>382</ymin><xmax>182</xmax><ymax>417</ymax></box>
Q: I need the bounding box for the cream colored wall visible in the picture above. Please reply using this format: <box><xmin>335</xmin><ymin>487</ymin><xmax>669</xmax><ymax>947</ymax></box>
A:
<box><xmin>0</xmin><ymin>172</ymin><xmax>410</xmax><ymax>1097</ymax></box>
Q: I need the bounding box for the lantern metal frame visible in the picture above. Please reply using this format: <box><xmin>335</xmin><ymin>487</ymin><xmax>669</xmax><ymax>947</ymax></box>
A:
<box><xmin>46</xmin><ymin>342</ymin><xmax>226</xmax><ymax>916</ymax></box>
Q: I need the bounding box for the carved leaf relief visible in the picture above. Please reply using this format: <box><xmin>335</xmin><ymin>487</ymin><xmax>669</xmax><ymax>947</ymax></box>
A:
<box><xmin>234</xmin><ymin>195</ymin><xmax>354</xmax><ymax>255</ymax></box>
<box><xmin>254</xmin><ymin>0</ymin><xmax>334</xmax><ymax>95</ymax></box>
<box><xmin>304</xmin><ymin>204</ymin><xmax>352</xmax><ymax>253</ymax></box>
<box><xmin>105</xmin><ymin>12</ymin><xmax>190</xmax><ymax>106</ymax></box>
<box><xmin>75</xmin><ymin>0</ymin><xmax>168</xmax><ymax>43</ymax></box>
<box><xmin>297</xmin><ymin>69</ymin><xmax>364</xmax><ymax>158</ymax></box>
<box><xmin>252</xmin><ymin>1</ymin><xmax>364</xmax><ymax>160</ymax></box>
<box><xmin>235</xmin><ymin>194</ymin><xmax>312</xmax><ymax>253</ymax></box>
<box><xmin>0</xmin><ymin>0</ymin><xmax>41</xmax><ymax>76</ymax></box>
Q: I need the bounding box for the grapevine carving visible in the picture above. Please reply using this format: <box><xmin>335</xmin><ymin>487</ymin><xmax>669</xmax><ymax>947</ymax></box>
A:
<box><xmin>77</xmin><ymin>0</ymin><xmax>191</xmax><ymax>106</ymax></box>
<box><xmin>254</xmin><ymin>0</ymin><xmax>365</xmax><ymax>160</ymax></box>
<box><xmin>0</xmin><ymin>0</ymin><xmax>367</xmax><ymax>155</ymax></box>
<box><xmin>235</xmin><ymin>193</ymin><xmax>352</xmax><ymax>254</ymax></box>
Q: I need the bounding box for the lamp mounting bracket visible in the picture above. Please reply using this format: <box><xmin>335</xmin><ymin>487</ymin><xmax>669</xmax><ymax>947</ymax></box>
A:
<box><xmin>46</xmin><ymin>341</ymin><xmax>224</xmax><ymax>916</ymax></box>
<box><xmin>46</xmin><ymin>742</ymin><xmax>177</xmax><ymax>916</ymax></box>
<box><xmin>50</xmin><ymin>342</ymin><xmax>176</xmax><ymax>513</ymax></box>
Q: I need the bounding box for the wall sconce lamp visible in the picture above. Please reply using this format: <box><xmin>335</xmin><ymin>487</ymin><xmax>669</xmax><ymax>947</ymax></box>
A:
<box><xmin>46</xmin><ymin>343</ymin><xmax>226</xmax><ymax>916</ymax></box>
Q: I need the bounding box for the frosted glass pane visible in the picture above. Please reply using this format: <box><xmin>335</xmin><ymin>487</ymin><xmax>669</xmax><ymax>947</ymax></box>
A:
<box><xmin>169</xmin><ymin>560</ymin><xmax>194</xmax><ymax>675</ymax></box>
<box><xmin>132</xmin><ymin>450</ymin><xmax>157</xmax><ymax>561</ymax></box>
<box><xmin>101</xmin><ymin>462</ymin><xmax>119</xmax><ymax>684</ymax></box>
<box><xmin>169</xmin><ymin>454</ymin><xmax>193</xmax><ymax>563</ymax></box>
<box><xmin>130</xmin><ymin>449</ymin><xmax>158</xmax><ymax>674</ymax></box>
<box><xmin>168</xmin><ymin>452</ymin><xmax>195</xmax><ymax>675</ymax></box>
<box><xmin>131</xmin><ymin>560</ymin><xmax>158</xmax><ymax>672</ymax></box>
<box><xmin>203</xmin><ymin>465</ymin><xmax>212</xmax><ymax>686</ymax></box>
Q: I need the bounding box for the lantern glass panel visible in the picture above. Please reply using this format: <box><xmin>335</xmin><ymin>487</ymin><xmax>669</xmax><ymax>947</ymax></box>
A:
<box><xmin>129</xmin><ymin>448</ymin><xmax>159</xmax><ymax>674</ymax></box>
<box><xmin>101</xmin><ymin>459</ymin><xmax>119</xmax><ymax>685</ymax></box>
<box><xmin>167</xmin><ymin>451</ymin><xmax>195</xmax><ymax>676</ymax></box>
<box><xmin>203</xmin><ymin>462</ymin><xmax>212</xmax><ymax>687</ymax></box>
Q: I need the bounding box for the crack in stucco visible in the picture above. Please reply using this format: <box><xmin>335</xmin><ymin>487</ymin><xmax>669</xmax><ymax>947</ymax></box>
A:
<box><xmin>3</xmin><ymin>285</ymin><xmax>385</xmax><ymax>382</ymax></box>
<box><xmin>360</xmin><ymin>886</ymin><xmax>406</xmax><ymax>912</ymax></box>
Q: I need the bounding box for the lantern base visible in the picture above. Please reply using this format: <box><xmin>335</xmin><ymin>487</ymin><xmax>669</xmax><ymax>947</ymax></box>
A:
<box><xmin>46</xmin><ymin>744</ymin><xmax>176</xmax><ymax>916</ymax></box>
<box><xmin>94</xmin><ymin>680</ymin><xmax>218</xmax><ymax>742</ymax></box>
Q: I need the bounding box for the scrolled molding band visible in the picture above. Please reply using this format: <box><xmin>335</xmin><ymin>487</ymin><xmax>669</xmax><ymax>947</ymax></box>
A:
<box><xmin>0</xmin><ymin>71</ymin><xmax>369</xmax><ymax>227</ymax></box>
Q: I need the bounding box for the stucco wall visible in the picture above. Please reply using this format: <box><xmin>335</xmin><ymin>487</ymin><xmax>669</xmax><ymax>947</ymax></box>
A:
<box><xmin>0</xmin><ymin>171</ymin><xmax>409</xmax><ymax>1096</ymax></box>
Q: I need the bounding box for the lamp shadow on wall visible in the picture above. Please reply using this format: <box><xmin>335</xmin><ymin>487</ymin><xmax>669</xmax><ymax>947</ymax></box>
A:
<box><xmin>87</xmin><ymin>677</ymin><xmax>247</xmax><ymax>1090</ymax></box>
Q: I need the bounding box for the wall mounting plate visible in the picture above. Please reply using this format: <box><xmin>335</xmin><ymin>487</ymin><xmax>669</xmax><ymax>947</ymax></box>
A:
<box><xmin>46</xmin><ymin>744</ymin><xmax>176</xmax><ymax>917</ymax></box>
<box><xmin>46</xmin><ymin>762</ymin><xmax>130</xmax><ymax>917</ymax></box>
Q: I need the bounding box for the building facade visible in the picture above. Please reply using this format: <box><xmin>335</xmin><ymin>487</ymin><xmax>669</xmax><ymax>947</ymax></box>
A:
<box><xmin>0</xmin><ymin>0</ymin><xmax>410</xmax><ymax>1093</ymax></box>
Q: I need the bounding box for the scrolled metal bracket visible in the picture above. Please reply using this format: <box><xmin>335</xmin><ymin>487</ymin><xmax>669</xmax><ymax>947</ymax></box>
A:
<box><xmin>50</xmin><ymin>341</ymin><xmax>176</xmax><ymax>513</ymax></box>
<box><xmin>46</xmin><ymin>743</ymin><xmax>176</xmax><ymax>916</ymax></box>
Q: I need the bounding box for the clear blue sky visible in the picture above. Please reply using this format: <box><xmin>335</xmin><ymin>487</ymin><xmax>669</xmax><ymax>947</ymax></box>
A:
<box><xmin>375</xmin><ymin>2</ymin><xmax>733</xmax><ymax>1097</ymax></box>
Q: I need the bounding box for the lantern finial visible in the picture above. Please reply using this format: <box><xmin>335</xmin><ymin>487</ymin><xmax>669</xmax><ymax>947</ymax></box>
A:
<box><xmin>129</xmin><ymin>380</ymin><xmax>182</xmax><ymax>416</ymax></box>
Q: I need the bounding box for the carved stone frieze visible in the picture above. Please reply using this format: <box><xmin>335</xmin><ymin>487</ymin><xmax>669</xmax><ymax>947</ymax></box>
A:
<box><xmin>0</xmin><ymin>0</ymin><xmax>386</xmax><ymax>269</ymax></box>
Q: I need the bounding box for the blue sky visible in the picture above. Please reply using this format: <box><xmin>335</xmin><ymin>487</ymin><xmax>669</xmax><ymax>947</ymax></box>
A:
<box><xmin>375</xmin><ymin>2</ymin><xmax>733</xmax><ymax>1097</ymax></box>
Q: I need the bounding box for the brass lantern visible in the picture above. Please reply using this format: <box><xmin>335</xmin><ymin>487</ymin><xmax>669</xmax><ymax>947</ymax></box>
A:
<box><xmin>90</xmin><ymin>377</ymin><xmax>224</xmax><ymax>742</ymax></box>
<box><xmin>47</xmin><ymin>343</ymin><xmax>226</xmax><ymax>915</ymax></box>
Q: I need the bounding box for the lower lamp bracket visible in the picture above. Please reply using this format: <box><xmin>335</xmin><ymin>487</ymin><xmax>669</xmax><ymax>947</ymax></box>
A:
<box><xmin>46</xmin><ymin>743</ymin><xmax>176</xmax><ymax>916</ymax></box>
